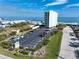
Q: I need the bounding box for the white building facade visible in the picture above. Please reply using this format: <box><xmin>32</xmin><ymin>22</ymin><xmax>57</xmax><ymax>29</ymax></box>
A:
<box><xmin>44</xmin><ymin>10</ymin><xmax>58</xmax><ymax>28</ymax></box>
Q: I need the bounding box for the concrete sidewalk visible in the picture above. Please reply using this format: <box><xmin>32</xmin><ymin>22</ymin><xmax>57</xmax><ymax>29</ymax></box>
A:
<box><xmin>0</xmin><ymin>54</ymin><xmax>13</xmax><ymax>59</ymax></box>
<box><xmin>58</xmin><ymin>26</ymin><xmax>77</xmax><ymax>59</ymax></box>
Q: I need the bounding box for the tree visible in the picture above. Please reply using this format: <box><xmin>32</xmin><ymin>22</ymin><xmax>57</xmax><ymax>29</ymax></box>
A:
<box><xmin>42</xmin><ymin>39</ymin><xmax>49</xmax><ymax>45</ymax></box>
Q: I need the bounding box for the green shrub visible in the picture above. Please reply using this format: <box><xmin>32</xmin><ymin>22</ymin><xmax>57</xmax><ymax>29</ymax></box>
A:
<box><xmin>1</xmin><ymin>41</ymin><xmax>12</xmax><ymax>49</ymax></box>
<box><xmin>56</xmin><ymin>24</ymin><xmax>66</xmax><ymax>30</ymax></box>
<box><xmin>13</xmin><ymin>48</ymin><xmax>20</xmax><ymax>56</ymax></box>
<box><xmin>13</xmin><ymin>53</ymin><xmax>18</xmax><ymax>56</ymax></box>
<box><xmin>0</xmin><ymin>34</ymin><xmax>7</xmax><ymax>41</ymax></box>
<box><xmin>42</xmin><ymin>39</ymin><xmax>49</xmax><ymax>45</ymax></box>
<box><xmin>8</xmin><ymin>47</ymin><xmax>14</xmax><ymax>51</ymax></box>
<box><xmin>9</xmin><ymin>31</ymin><xmax>16</xmax><ymax>36</ymax></box>
<box><xmin>20</xmin><ymin>49</ymin><xmax>29</xmax><ymax>55</ymax></box>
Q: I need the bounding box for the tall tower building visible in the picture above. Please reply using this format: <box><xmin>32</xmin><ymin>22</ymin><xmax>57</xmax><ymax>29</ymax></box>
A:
<box><xmin>44</xmin><ymin>10</ymin><xmax>58</xmax><ymax>28</ymax></box>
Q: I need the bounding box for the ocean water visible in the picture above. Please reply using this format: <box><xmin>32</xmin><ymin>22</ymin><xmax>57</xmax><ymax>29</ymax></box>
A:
<box><xmin>1</xmin><ymin>17</ymin><xmax>79</xmax><ymax>23</ymax></box>
<box><xmin>1</xmin><ymin>17</ymin><xmax>43</xmax><ymax>21</ymax></box>
<box><xmin>58</xmin><ymin>17</ymin><xmax>79</xmax><ymax>23</ymax></box>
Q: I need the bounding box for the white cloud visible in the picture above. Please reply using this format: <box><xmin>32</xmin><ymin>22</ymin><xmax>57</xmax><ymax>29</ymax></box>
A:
<box><xmin>0</xmin><ymin>5</ymin><xmax>44</xmax><ymax>17</ymax></box>
<box><xmin>45</xmin><ymin>0</ymin><xmax>68</xmax><ymax>6</ymax></box>
<box><xmin>42</xmin><ymin>0</ymin><xmax>46</xmax><ymax>2</ymax></box>
<box><xmin>65</xmin><ymin>4</ymin><xmax>79</xmax><ymax>8</ymax></box>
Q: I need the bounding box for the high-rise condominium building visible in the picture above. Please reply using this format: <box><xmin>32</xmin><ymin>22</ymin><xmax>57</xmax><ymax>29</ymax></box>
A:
<box><xmin>44</xmin><ymin>10</ymin><xmax>58</xmax><ymax>28</ymax></box>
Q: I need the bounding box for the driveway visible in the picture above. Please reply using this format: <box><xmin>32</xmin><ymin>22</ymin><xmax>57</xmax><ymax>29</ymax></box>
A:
<box><xmin>58</xmin><ymin>26</ymin><xmax>78</xmax><ymax>59</ymax></box>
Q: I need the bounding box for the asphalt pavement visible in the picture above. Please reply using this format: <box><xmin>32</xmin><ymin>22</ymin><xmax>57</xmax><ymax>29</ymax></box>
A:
<box><xmin>19</xmin><ymin>27</ymin><xmax>50</xmax><ymax>49</ymax></box>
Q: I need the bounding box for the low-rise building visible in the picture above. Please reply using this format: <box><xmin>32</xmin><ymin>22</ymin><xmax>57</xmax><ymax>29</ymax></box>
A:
<box><xmin>10</xmin><ymin>36</ymin><xmax>20</xmax><ymax>48</ymax></box>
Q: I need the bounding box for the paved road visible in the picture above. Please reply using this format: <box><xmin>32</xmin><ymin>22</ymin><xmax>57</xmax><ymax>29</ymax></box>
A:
<box><xmin>58</xmin><ymin>26</ymin><xmax>78</xmax><ymax>59</ymax></box>
<box><xmin>0</xmin><ymin>54</ymin><xmax>13</xmax><ymax>59</ymax></box>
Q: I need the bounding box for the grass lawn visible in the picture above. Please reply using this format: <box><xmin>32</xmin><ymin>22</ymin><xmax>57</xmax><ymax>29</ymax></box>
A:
<box><xmin>34</xmin><ymin>32</ymin><xmax>62</xmax><ymax>59</ymax></box>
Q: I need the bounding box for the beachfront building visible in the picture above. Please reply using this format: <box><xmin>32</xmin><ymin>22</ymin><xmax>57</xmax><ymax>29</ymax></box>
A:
<box><xmin>44</xmin><ymin>10</ymin><xmax>58</xmax><ymax>28</ymax></box>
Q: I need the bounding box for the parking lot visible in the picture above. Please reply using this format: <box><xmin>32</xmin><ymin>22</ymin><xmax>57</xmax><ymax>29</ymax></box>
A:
<box><xmin>58</xmin><ymin>26</ymin><xmax>78</xmax><ymax>59</ymax></box>
<box><xmin>19</xmin><ymin>27</ymin><xmax>50</xmax><ymax>49</ymax></box>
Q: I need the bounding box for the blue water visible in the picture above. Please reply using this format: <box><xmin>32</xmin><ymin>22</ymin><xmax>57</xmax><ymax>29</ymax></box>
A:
<box><xmin>58</xmin><ymin>17</ymin><xmax>79</xmax><ymax>23</ymax></box>
<box><xmin>1</xmin><ymin>17</ymin><xmax>43</xmax><ymax>21</ymax></box>
<box><xmin>1</xmin><ymin>17</ymin><xmax>79</xmax><ymax>23</ymax></box>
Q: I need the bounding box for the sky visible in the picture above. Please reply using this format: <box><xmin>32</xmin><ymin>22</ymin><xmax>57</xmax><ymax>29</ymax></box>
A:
<box><xmin>0</xmin><ymin>0</ymin><xmax>79</xmax><ymax>17</ymax></box>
